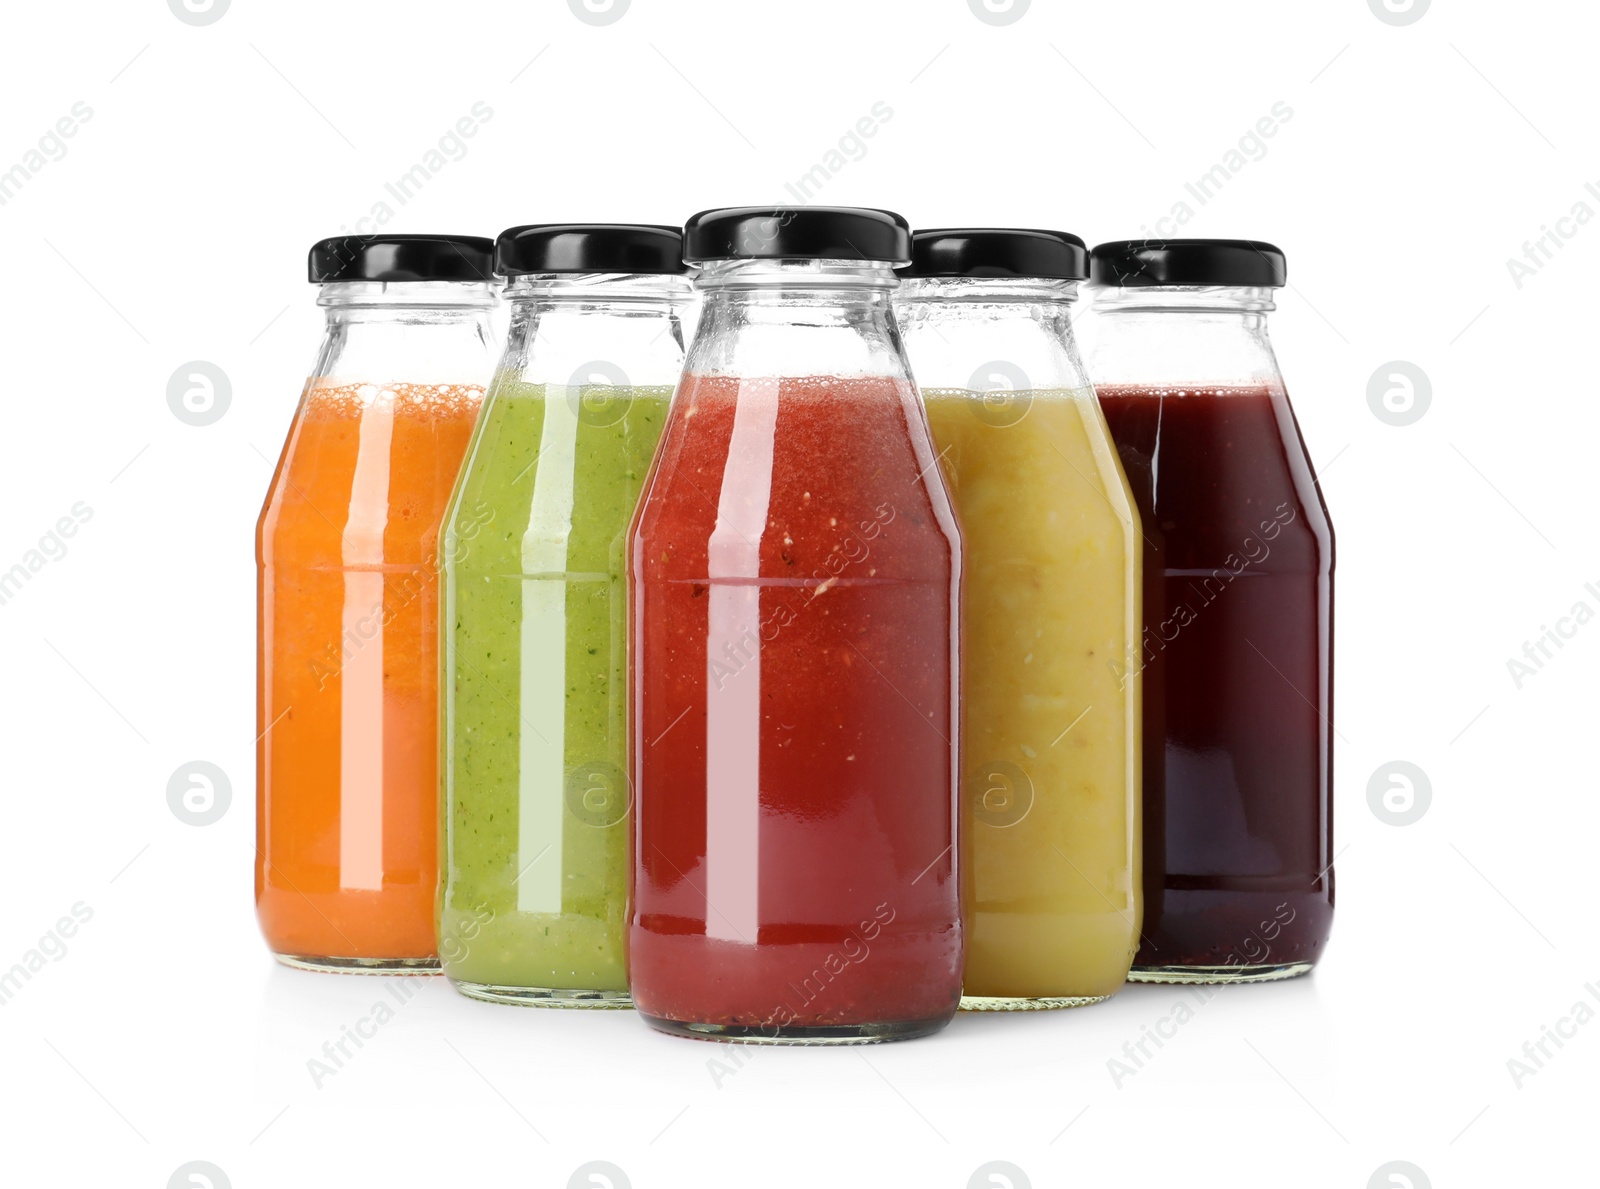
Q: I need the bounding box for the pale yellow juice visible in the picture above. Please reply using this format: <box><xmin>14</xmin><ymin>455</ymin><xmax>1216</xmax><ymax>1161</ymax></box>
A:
<box><xmin>923</xmin><ymin>387</ymin><xmax>1142</xmax><ymax>1004</ymax></box>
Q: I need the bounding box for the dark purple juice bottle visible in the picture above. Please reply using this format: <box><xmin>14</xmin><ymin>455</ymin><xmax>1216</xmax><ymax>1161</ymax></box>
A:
<box><xmin>1086</xmin><ymin>240</ymin><xmax>1334</xmax><ymax>983</ymax></box>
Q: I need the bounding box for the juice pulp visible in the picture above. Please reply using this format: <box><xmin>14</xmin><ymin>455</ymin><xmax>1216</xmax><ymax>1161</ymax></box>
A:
<box><xmin>922</xmin><ymin>388</ymin><xmax>1142</xmax><ymax>1003</ymax></box>
<box><xmin>1096</xmin><ymin>385</ymin><xmax>1334</xmax><ymax>974</ymax></box>
<box><xmin>440</xmin><ymin>380</ymin><xmax>670</xmax><ymax>994</ymax></box>
<box><xmin>256</xmin><ymin>380</ymin><xmax>482</xmax><ymax>964</ymax></box>
<box><xmin>631</xmin><ymin>374</ymin><xmax>963</xmax><ymax>1036</ymax></box>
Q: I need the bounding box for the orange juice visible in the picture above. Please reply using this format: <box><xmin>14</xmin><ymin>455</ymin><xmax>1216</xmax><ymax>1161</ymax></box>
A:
<box><xmin>256</xmin><ymin>380</ymin><xmax>481</xmax><ymax>970</ymax></box>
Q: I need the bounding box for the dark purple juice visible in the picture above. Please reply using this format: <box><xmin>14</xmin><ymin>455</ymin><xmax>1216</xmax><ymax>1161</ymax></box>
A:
<box><xmin>1097</xmin><ymin>385</ymin><xmax>1334</xmax><ymax>977</ymax></box>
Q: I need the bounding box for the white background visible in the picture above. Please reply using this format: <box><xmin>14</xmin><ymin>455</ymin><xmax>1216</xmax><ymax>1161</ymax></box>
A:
<box><xmin>0</xmin><ymin>1</ymin><xmax>1593</xmax><ymax>1186</ymax></box>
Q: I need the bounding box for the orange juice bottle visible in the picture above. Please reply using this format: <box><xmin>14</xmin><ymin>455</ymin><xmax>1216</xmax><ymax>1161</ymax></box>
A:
<box><xmin>256</xmin><ymin>235</ymin><xmax>497</xmax><ymax>972</ymax></box>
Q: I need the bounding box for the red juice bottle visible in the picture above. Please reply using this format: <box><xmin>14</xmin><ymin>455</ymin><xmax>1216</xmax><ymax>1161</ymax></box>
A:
<box><xmin>629</xmin><ymin>207</ymin><xmax>964</xmax><ymax>1043</ymax></box>
<box><xmin>1085</xmin><ymin>240</ymin><xmax>1335</xmax><ymax>983</ymax></box>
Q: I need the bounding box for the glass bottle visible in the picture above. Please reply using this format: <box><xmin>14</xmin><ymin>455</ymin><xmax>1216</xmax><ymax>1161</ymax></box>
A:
<box><xmin>630</xmin><ymin>207</ymin><xmax>963</xmax><ymax>1043</ymax></box>
<box><xmin>257</xmin><ymin>233</ymin><xmax>497</xmax><ymax>972</ymax></box>
<box><xmin>896</xmin><ymin>228</ymin><xmax>1142</xmax><ymax>1009</ymax></box>
<box><xmin>439</xmin><ymin>225</ymin><xmax>690</xmax><ymax>1006</ymax></box>
<box><xmin>1084</xmin><ymin>238</ymin><xmax>1335</xmax><ymax>983</ymax></box>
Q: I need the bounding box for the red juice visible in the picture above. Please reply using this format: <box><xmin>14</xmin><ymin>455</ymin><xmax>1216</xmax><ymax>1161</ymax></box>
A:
<box><xmin>630</xmin><ymin>373</ymin><xmax>963</xmax><ymax>1040</ymax></box>
<box><xmin>1096</xmin><ymin>385</ymin><xmax>1334</xmax><ymax>976</ymax></box>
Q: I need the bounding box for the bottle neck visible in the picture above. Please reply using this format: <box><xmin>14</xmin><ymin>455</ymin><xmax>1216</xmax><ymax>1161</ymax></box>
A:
<box><xmin>504</xmin><ymin>272</ymin><xmax>691</xmax><ymax>305</ymax></box>
<box><xmin>501</xmin><ymin>273</ymin><xmax>692</xmax><ymax>391</ymax></box>
<box><xmin>1091</xmin><ymin>283</ymin><xmax>1274</xmax><ymax>319</ymax></box>
<box><xmin>318</xmin><ymin>279</ymin><xmax>499</xmax><ymax>312</ymax></box>
<box><xmin>896</xmin><ymin>277</ymin><xmax>1088</xmax><ymax>394</ymax></box>
<box><xmin>313</xmin><ymin>281</ymin><xmax>498</xmax><ymax>386</ymax></box>
<box><xmin>898</xmin><ymin>276</ymin><xmax>1081</xmax><ymax>304</ymax></box>
<box><xmin>687</xmin><ymin>259</ymin><xmax>908</xmax><ymax>381</ymax></box>
<box><xmin>695</xmin><ymin>257</ymin><xmax>901</xmax><ymax>294</ymax></box>
<box><xmin>1083</xmin><ymin>285</ymin><xmax>1283</xmax><ymax>392</ymax></box>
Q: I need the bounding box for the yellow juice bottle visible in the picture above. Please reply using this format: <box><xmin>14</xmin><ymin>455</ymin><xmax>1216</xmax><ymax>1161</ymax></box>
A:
<box><xmin>898</xmin><ymin>229</ymin><xmax>1142</xmax><ymax>1007</ymax></box>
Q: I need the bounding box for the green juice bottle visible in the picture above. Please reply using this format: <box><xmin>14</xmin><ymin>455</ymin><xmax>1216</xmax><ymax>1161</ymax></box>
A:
<box><xmin>439</xmin><ymin>225</ymin><xmax>690</xmax><ymax>1006</ymax></box>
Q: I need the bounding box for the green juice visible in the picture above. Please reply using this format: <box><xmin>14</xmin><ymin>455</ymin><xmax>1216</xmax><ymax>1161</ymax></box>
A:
<box><xmin>439</xmin><ymin>378</ymin><xmax>670</xmax><ymax>1000</ymax></box>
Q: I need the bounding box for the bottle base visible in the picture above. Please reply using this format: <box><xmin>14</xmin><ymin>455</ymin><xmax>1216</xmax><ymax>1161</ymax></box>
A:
<box><xmin>449</xmin><ymin>979</ymin><xmax>633</xmax><ymax>1009</ymax></box>
<box><xmin>1128</xmin><ymin>961</ymin><xmax>1313</xmax><ymax>985</ymax></box>
<box><xmin>959</xmin><ymin>993</ymin><xmax>1110</xmax><ymax>1011</ymax></box>
<box><xmin>273</xmin><ymin>953</ymin><xmax>440</xmax><ymax>975</ymax></box>
<box><xmin>639</xmin><ymin>1013</ymin><xmax>949</xmax><ymax>1046</ymax></box>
